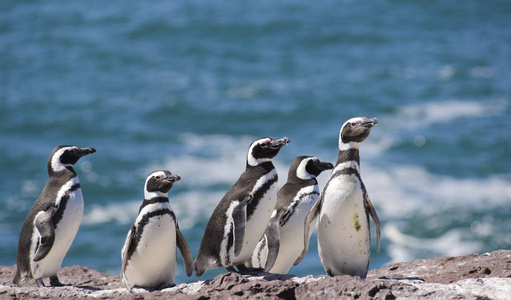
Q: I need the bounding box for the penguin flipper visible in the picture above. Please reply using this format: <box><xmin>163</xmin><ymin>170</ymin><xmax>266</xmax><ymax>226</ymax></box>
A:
<box><xmin>176</xmin><ymin>224</ymin><xmax>194</xmax><ymax>277</ymax></box>
<box><xmin>364</xmin><ymin>195</ymin><xmax>381</xmax><ymax>253</ymax></box>
<box><xmin>33</xmin><ymin>207</ymin><xmax>57</xmax><ymax>262</ymax></box>
<box><xmin>263</xmin><ymin>211</ymin><xmax>282</xmax><ymax>271</ymax></box>
<box><xmin>232</xmin><ymin>195</ymin><xmax>252</xmax><ymax>257</ymax></box>
<box><xmin>120</xmin><ymin>226</ymin><xmax>135</xmax><ymax>279</ymax></box>
<box><xmin>296</xmin><ymin>196</ymin><xmax>322</xmax><ymax>265</ymax></box>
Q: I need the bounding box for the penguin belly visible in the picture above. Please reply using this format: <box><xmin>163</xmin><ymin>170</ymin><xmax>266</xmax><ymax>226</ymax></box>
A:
<box><xmin>31</xmin><ymin>183</ymin><xmax>84</xmax><ymax>280</ymax></box>
<box><xmin>317</xmin><ymin>175</ymin><xmax>370</xmax><ymax>278</ymax></box>
<box><xmin>270</xmin><ymin>195</ymin><xmax>317</xmax><ymax>274</ymax></box>
<box><xmin>124</xmin><ymin>215</ymin><xmax>177</xmax><ymax>289</ymax></box>
<box><xmin>232</xmin><ymin>182</ymin><xmax>277</xmax><ymax>265</ymax></box>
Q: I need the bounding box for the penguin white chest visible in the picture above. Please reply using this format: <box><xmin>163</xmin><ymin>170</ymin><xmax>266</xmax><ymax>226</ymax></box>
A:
<box><xmin>270</xmin><ymin>185</ymin><xmax>319</xmax><ymax>273</ymax></box>
<box><xmin>232</xmin><ymin>170</ymin><xmax>278</xmax><ymax>265</ymax></box>
<box><xmin>32</xmin><ymin>178</ymin><xmax>84</xmax><ymax>278</ymax></box>
<box><xmin>317</xmin><ymin>174</ymin><xmax>370</xmax><ymax>277</ymax></box>
<box><xmin>125</xmin><ymin>213</ymin><xmax>177</xmax><ymax>288</ymax></box>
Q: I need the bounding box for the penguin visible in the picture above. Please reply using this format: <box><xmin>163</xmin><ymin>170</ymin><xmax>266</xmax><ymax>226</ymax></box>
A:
<box><xmin>120</xmin><ymin>170</ymin><xmax>193</xmax><ymax>291</ymax></box>
<box><xmin>13</xmin><ymin>145</ymin><xmax>96</xmax><ymax>287</ymax></box>
<box><xmin>302</xmin><ymin>117</ymin><xmax>381</xmax><ymax>278</ymax></box>
<box><xmin>194</xmin><ymin>136</ymin><xmax>290</xmax><ymax>277</ymax></box>
<box><xmin>250</xmin><ymin>156</ymin><xmax>333</xmax><ymax>274</ymax></box>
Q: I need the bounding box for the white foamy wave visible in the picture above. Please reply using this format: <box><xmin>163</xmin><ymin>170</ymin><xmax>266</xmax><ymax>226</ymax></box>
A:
<box><xmin>146</xmin><ymin>133</ymin><xmax>291</xmax><ymax>188</ymax></box>
<box><xmin>391</xmin><ymin>99</ymin><xmax>508</xmax><ymax>129</ymax></box>
<box><xmin>82</xmin><ymin>190</ymin><xmax>229</xmax><ymax>230</ymax></box>
<box><xmin>384</xmin><ymin>223</ymin><xmax>482</xmax><ymax>264</ymax></box>
<box><xmin>82</xmin><ymin>201</ymin><xmax>140</xmax><ymax>226</ymax></box>
<box><xmin>363</xmin><ymin>164</ymin><xmax>511</xmax><ymax>218</ymax></box>
<box><xmin>168</xmin><ymin>191</ymin><xmax>228</xmax><ymax>230</ymax></box>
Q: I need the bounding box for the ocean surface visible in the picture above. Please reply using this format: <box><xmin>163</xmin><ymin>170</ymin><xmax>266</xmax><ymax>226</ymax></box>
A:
<box><xmin>1</xmin><ymin>0</ymin><xmax>510</xmax><ymax>284</ymax></box>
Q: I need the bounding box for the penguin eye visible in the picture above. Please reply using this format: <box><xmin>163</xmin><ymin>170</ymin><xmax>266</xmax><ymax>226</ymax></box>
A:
<box><xmin>155</xmin><ymin>176</ymin><xmax>161</xmax><ymax>180</ymax></box>
<box><xmin>350</xmin><ymin>122</ymin><xmax>357</xmax><ymax>127</ymax></box>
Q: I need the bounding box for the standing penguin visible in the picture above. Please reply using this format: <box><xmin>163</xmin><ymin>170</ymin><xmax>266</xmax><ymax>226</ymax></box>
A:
<box><xmin>194</xmin><ymin>137</ymin><xmax>290</xmax><ymax>277</ymax></box>
<box><xmin>121</xmin><ymin>170</ymin><xmax>193</xmax><ymax>291</ymax></box>
<box><xmin>250</xmin><ymin>156</ymin><xmax>333</xmax><ymax>274</ymax></box>
<box><xmin>303</xmin><ymin>117</ymin><xmax>381</xmax><ymax>278</ymax></box>
<box><xmin>13</xmin><ymin>145</ymin><xmax>96</xmax><ymax>287</ymax></box>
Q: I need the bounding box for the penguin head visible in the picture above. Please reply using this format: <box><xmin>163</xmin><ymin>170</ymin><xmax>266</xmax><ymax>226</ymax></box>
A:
<box><xmin>339</xmin><ymin>117</ymin><xmax>378</xmax><ymax>149</ymax></box>
<box><xmin>247</xmin><ymin>136</ymin><xmax>290</xmax><ymax>167</ymax></box>
<box><xmin>293</xmin><ymin>156</ymin><xmax>334</xmax><ymax>180</ymax></box>
<box><xmin>49</xmin><ymin>145</ymin><xmax>97</xmax><ymax>173</ymax></box>
<box><xmin>145</xmin><ymin>170</ymin><xmax>181</xmax><ymax>195</ymax></box>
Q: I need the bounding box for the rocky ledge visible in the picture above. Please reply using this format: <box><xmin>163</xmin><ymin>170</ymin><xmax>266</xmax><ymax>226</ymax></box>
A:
<box><xmin>1</xmin><ymin>250</ymin><xmax>510</xmax><ymax>299</ymax></box>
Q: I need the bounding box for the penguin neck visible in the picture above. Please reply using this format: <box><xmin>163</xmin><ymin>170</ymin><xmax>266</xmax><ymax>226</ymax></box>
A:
<box><xmin>144</xmin><ymin>190</ymin><xmax>168</xmax><ymax>200</ymax></box>
<box><xmin>288</xmin><ymin>174</ymin><xmax>318</xmax><ymax>187</ymax></box>
<box><xmin>48</xmin><ymin>165</ymin><xmax>77</xmax><ymax>179</ymax></box>
<box><xmin>247</xmin><ymin>156</ymin><xmax>272</xmax><ymax>168</ymax></box>
<box><xmin>336</xmin><ymin>142</ymin><xmax>360</xmax><ymax>168</ymax></box>
<box><xmin>140</xmin><ymin>194</ymin><xmax>170</xmax><ymax>213</ymax></box>
<box><xmin>246</xmin><ymin>160</ymin><xmax>275</xmax><ymax>173</ymax></box>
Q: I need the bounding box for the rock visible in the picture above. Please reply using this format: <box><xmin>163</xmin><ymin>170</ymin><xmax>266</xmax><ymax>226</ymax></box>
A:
<box><xmin>0</xmin><ymin>250</ymin><xmax>510</xmax><ymax>299</ymax></box>
<box><xmin>369</xmin><ymin>249</ymin><xmax>511</xmax><ymax>284</ymax></box>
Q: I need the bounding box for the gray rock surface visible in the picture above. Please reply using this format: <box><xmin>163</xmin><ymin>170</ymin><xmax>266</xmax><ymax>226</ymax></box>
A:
<box><xmin>1</xmin><ymin>250</ymin><xmax>510</xmax><ymax>299</ymax></box>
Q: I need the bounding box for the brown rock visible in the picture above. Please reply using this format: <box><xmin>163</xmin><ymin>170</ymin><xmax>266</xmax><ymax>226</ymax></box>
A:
<box><xmin>0</xmin><ymin>250</ymin><xmax>510</xmax><ymax>299</ymax></box>
<box><xmin>368</xmin><ymin>249</ymin><xmax>511</xmax><ymax>284</ymax></box>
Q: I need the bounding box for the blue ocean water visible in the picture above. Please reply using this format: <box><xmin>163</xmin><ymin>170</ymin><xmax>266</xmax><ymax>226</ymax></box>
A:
<box><xmin>1</xmin><ymin>0</ymin><xmax>510</xmax><ymax>284</ymax></box>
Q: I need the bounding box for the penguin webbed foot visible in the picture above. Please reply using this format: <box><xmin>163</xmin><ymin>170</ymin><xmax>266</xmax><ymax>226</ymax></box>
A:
<box><xmin>243</xmin><ymin>267</ymin><xmax>265</xmax><ymax>276</ymax></box>
<box><xmin>35</xmin><ymin>278</ymin><xmax>45</xmax><ymax>287</ymax></box>
<box><xmin>226</xmin><ymin>264</ymin><xmax>265</xmax><ymax>275</ymax></box>
<box><xmin>50</xmin><ymin>275</ymin><xmax>65</xmax><ymax>287</ymax></box>
<box><xmin>236</xmin><ymin>264</ymin><xmax>248</xmax><ymax>273</ymax></box>
<box><xmin>226</xmin><ymin>266</ymin><xmax>237</xmax><ymax>273</ymax></box>
<box><xmin>158</xmin><ymin>282</ymin><xmax>176</xmax><ymax>290</ymax></box>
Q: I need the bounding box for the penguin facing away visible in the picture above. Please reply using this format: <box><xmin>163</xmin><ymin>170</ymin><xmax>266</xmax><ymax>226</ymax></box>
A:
<box><xmin>250</xmin><ymin>156</ymin><xmax>333</xmax><ymax>274</ymax></box>
<box><xmin>303</xmin><ymin>117</ymin><xmax>381</xmax><ymax>278</ymax></box>
<box><xmin>121</xmin><ymin>170</ymin><xmax>193</xmax><ymax>291</ymax></box>
<box><xmin>194</xmin><ymin>136</ymin><xmax>290</xmax><ymax>277</ymax></box>
<box><xmin>13</xmin><ymin>145</ymin><xmax>96</xmax><ymax>287</ymax></box>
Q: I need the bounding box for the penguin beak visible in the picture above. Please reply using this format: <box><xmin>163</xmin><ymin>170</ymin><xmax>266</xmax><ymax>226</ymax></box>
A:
<box><xmin>78</xmin><ymin>147</ymin><xmax>96</xmax><ymax>157</ymax></box>
<box><xmin>270</xmin><ymin>137</ymin><xmax>290</xmax><ymax>149</ymax></box>
<box><xmin>361</xmin><ymin>118</ymin><xmax>378</xmax><ymax>128</ymax></box>
<box><xmin>317</xmin><ymin>161</ymin><xmax>334</xmax><ymax>172</ymax></box>
<box><xmin>164</xmin><ymin>174</ymin><xmax>181</xmax><ymax>183</ymax></box>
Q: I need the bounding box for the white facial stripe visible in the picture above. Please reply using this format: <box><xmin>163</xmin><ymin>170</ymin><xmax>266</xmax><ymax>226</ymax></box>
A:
<box><xmin>220</xmin><ymin>200</ymin><xmax>239</xmax><ymax>265</ymax></box>
<box><xmin>343</xmin><ymin>117</ymin><xmax>365</xmax><ymax>128</ymax></box>
<box><xmin>338</xmin><ymin>122</ymin><xmax>361</xmax><ymax>151</ymax></box>
<box><xmin>338</xmin><ymin>117</ymin><xmax>365</xmax><ymax>151</ymax></box>
<box><xmin>296</xmin><ymin>157</ymin><xmax>317</xmax><ymax>180</ymax></box>
<box><xmin>145</xmin><ymin>171</ymin><xmax>167</xmax><ymax>185</ymax></box>
<box><xmin>247</xmin><ymin>138</ymin><xmax>272</xmax><ymax>167</ymax></box>
<box><xmin>51</xmin><ymin>146</ymin><xmax>77</xmax><ymax>172</ymax></box>
<box><xmin>144</xmin><ymin>171</ymin><xmax>169</xmax><ymax>199</ymax></box>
